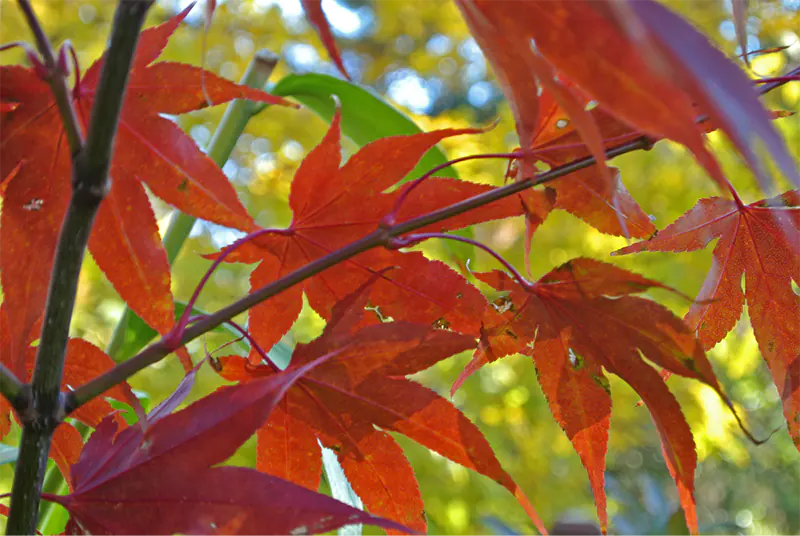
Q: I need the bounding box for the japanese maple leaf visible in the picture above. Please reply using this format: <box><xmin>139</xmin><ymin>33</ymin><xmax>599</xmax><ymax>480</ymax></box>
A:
<box><xmin>301</xmin><ymin>0</ymin><xmax>351</xmax><ymax>80</ymax></box>
<box><xmin>44</xmin><ymin>362</ymin><xmax>409</xmax><ymax>535</ymax></box>
<box><xmin>525</xmin><ymin>87</ymin><xmax>655</xmax><ymax>239</ymax></box>
<box><xmin>214</xmin><ymin>283</ymin><xmax>546</xmax><ymax>534</ymax></box>
<box><xmin>0</xmin><ymin>305</ymin><xmax>141</xmax><ymax>486</ymax></box>
<box><xmin>615</xmin><ymin>191</ymin><xmax>800</xmax><ymax>448</ymax></box>
<box><xmin>0</xmin><ymin>4</ymin><xmax>293</xmax><ymax>368</ymax></box>
<box><xmin>453</xmin><ymin>258</ymin><xmax>726</xmax><ymax>534</ymax></box>
<box><xmin>215</xmin><ymin>109</ymin><xmax>550</xmax><ymax>355</ymax></box>
<box><xmin>458</xmin><ymin>0</ymin><xmax>798</xmax><ymax>195</ymax></box>
<box><xmin>456</xmin><ymin>0</ymin><xmax>654</xmax><ymax>245</ymax></box>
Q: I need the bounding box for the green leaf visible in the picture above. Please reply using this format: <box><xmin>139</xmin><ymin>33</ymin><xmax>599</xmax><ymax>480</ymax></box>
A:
<box><xmin>271</xmin><ymin>73</ymin><xmax>460</xmax><ymax>182</ymax></box>
<box><xmin>108</xmin><ymin>390</ymin><xmax>152</xmax><ymax>426</ymax></box>
<box><xmin>113</xmin><ymin>301</ymin><xmax>292</xmax><ymax>370</ymax></box>
<box><xmin>0</xmin><ymin>443</ymin><xmax>18</xmax><ymax>466</ymax></box>
<box><xmin>664</xmin><ymin>508</ymin><xmax>691</xmax><ymax>535</ymax></box>
<box><xmin>111</xmin><ymin>302</ymin><xmax>248</xmax><ymax>361</ymax></box>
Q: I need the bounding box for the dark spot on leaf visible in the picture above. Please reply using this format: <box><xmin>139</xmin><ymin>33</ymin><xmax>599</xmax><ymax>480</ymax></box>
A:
<box><xmin>592</xmin><ymin>374</ymin><xmax>611</xmax><ymax>395</ymax></box>
<box><xmin>178</xmin><ymin>179</ymin><xmax>189</xmax><ymax>192</ymax></box>
<box><xmin>432</xmin><ymin>318</ymin><xmax>451</xmax><ymax>330</ymax></box>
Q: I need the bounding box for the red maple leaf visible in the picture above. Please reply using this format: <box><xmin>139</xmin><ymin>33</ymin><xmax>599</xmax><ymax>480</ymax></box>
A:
<box><xmin>458</xmin><ymin>0</ymin><xmax>798</xmax><ymax>196</ymax></box>
<box><xmin>214</xmin><ymin>282</ymin><xmax>546</xmax><ymax>534</ymax></box>
<box><xmin>615</xmin><ymin>191</ymin><xmax>800</xmax><ymax>448</ymax></box>
<box><xmin>453</xmin><ymin>258</ymin><xmax>726</xmax><ymax>534</ymax></box>
<box><xmin>301</xmin><ymin>0</ymin><xmax>351</xmax><ymax>80</ymax></box>
<box><xmin>526</xmin><ymin>87</ymin><xmax>655</xmax><ymax>239</ymax></box>
<box><xmin>0</xmin><ymin>4</ymin><xmax>293</xmax><ymax>369</ymax></box>
<box><xmin>44</xmin><ymin>360</ymin><xmax>409</xmax><ymax>535</ymax></box>
<box><xmin>456</xmin><ymin>0</ymin><xmax>655</xmax><ymax>247</ymax></box>
<box><xmin>214</xmin><ymin>109</ymin><xmax>550</xmax><ymax>355</ymax></box>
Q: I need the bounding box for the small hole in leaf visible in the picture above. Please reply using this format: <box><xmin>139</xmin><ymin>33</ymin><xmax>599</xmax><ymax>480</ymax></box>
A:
<box><xmin>568</xmin><ymin>348</ymin><xmax>585</xmax><ymax>369</ymax></box>
<box><xmin>491</xmin><ymin>295</ymin><xmax>514</xmax><ymax>314</ymax></box>
<box><xmin>432</xmin><ymin>318</ymin><xmax>451</xmax><ymax>330</ymax></box>
<box><xmin>555</xmin><ymin>118</ymin><xmax>569</xmax><ymax>129</ymax></box>
<box><xmin>366</xmin><ymin>304</ymin><xmax>392</xmax><ymax>322</ymax></box>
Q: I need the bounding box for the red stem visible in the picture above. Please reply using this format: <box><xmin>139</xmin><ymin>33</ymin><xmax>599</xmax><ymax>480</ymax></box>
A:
<box><xmin>66</xmin><ymin>42</ymin><xmax>82</xmax><ymax>97</ymax></box>
<box><xmin>391</xmin><ymin>232</ymin><xmax>536</xmax><ymax>292</ymax></box>
<box><xmin>752</xmin><ymin>75</ymin><xmax>800</xmax><ymax>84</ymax></box>
<box><xmin>210</xmin><ymin>317</ymin><xmax>280</xmax><ymax>372</ymax></box>
<box><xmin>382</xmin><ymin>151</ymin><xmax>529</xmax><ymax>227</ymax></box>
<box><xmin>166</xmin><ymin>227</ymin><xmax>291</xmax><ymax>349</ymax></box>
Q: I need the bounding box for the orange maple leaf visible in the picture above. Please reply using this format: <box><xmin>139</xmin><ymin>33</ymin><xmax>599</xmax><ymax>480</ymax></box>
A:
<box><xmin>459</xmin><ymin>0</ymin><xmax>798</xmax><ymax>196</ymax></box>
<box><xmin>0</xmin><ymin>305</ymin><xmax>141</xmax><ymax>487</ymax></box>
<box><xmin>453</xmin><ymin>258</ymin><xmax>726</xmax><ymax>534</ymax></box>
<box><xmin>616</xmin><ymin>191</ymin><xmax>800</xmax><ymax>449</ymax></box>
<box><xmin>213</xmin><ymin>109</ymin><xmax>550</xmax><ymax>355</ymax></box>
<box><xmin>215</xmin><ymin>282</ymin><xmax>546</xmax><ymax>534</ymax></box>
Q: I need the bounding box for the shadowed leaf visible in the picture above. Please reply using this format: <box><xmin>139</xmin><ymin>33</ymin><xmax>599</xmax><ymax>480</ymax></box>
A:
<box><xmin>48</xmin><ymin>358</ymin><xmax>410</xmax><ymax>535</ymax></box>
<box><xmin>215</xmin><ymin>283</ymin><xmax>546</xmax><ymax>534</ymax></box>
<box><xmin>455</xmin><ymin>258</ymin><xmax>721</xmax><ymax>533</ymax></box>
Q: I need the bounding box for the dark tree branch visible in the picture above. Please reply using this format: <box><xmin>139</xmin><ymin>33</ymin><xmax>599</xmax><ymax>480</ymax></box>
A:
<box><xmin>0</xmin><ymin>364</ymin><xmax>26</xmax><ymax>413</ymax></box>
<box><xmin>6</xmin><ymin>1</ymin><xmax>154</xmax><ymax>533</ymax></box>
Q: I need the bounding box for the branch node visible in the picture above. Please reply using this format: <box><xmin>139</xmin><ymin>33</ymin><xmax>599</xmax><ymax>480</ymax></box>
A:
<box><xmin>18</xmin><ymin>385</ymin><xmax>37</xmax><ymax>425</ymax></box>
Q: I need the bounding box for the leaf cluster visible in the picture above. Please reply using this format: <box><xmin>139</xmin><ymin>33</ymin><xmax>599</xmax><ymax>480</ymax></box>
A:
<box><xmin>0</xmin><ymin>1</ymin><xmax>797</xmax><ymax>535</ymax></box>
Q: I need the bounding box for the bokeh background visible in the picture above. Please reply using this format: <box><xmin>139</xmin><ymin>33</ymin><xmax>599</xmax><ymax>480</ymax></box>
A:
<box><xmin>1</xmin><ymin>0</ymin><xmax>798</xmax><ymax>534</ymax></box>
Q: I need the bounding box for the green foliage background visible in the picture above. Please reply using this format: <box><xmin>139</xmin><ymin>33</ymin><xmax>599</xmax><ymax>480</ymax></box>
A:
<box><xmin>1</xmin><ymin>0</ymin><xmax>798</xmax><ymax>534</ymax></box>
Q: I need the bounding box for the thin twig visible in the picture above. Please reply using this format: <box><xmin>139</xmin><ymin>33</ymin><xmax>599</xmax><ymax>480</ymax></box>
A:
<box><xmin>390</xmin><ymin>232</ymin><xmax>537</xmax><ymax>291</ymax></box>
<box><xmin>17</xmin><ymin>0</ymin><xmax>84</xmax><ymax>153</ymax></box>
<box><xmin>0</xmin><ymin>364</ymin><xmax>26</xmax><ymax>412</ymax></box>
<box><xmin>383</xmin><ymin>151</ymin><xmax>528</xmax><ymax>226</ymax></box>
<box><xmin>166</xmin><ymin>228</ymin><xmax>290</xmax><ymax>347</ymax></box>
